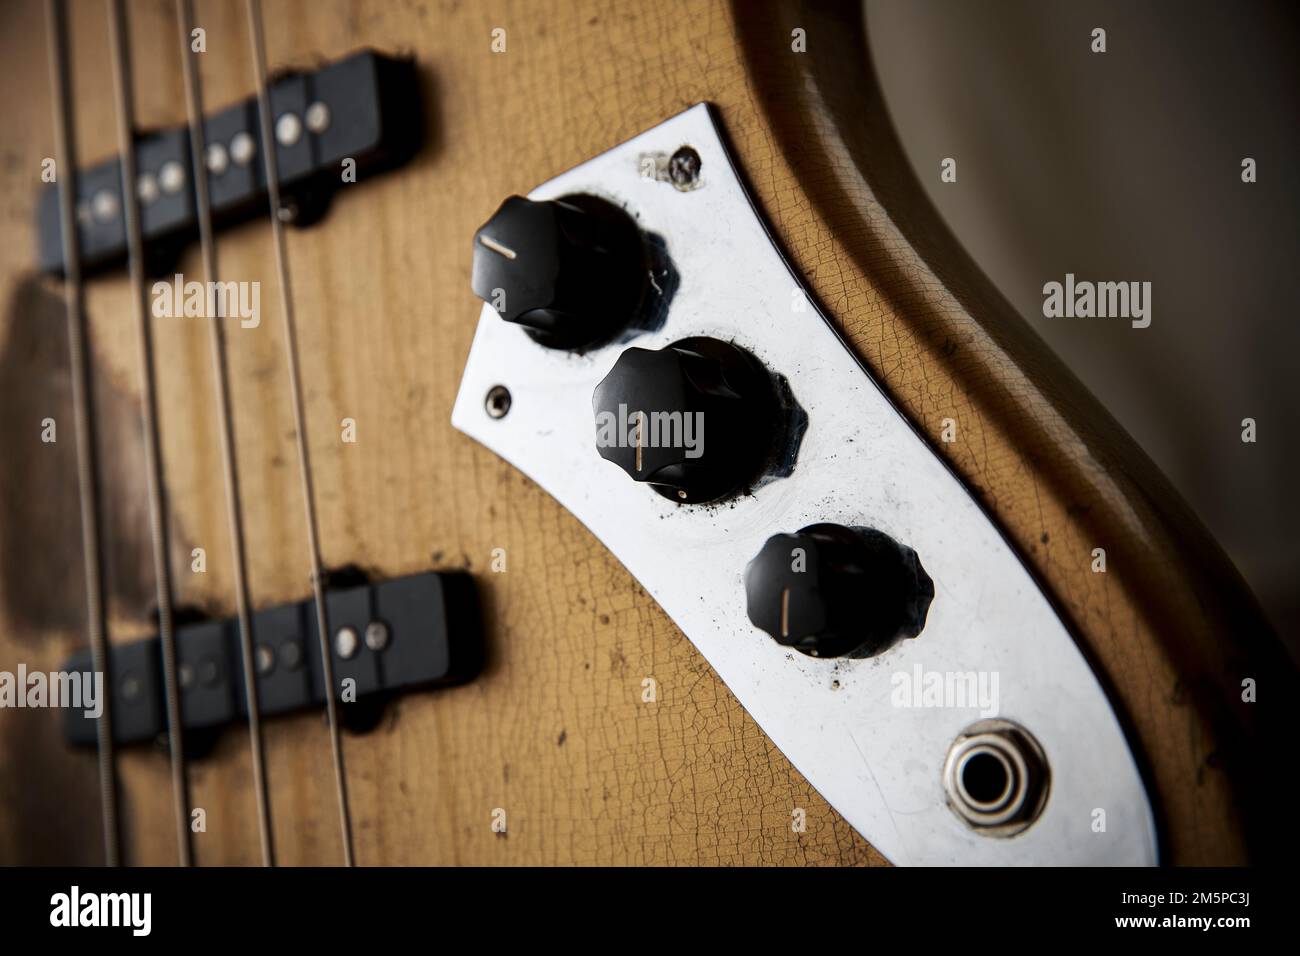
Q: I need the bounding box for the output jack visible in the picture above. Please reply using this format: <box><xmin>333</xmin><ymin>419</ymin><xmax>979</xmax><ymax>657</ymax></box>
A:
<box><xmin>943</xmin><ymin>719</ymin><xmax>1049</xmax><ymax>836</ymax></box>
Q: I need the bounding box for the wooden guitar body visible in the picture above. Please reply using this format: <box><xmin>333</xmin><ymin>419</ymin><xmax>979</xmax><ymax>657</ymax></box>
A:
<box><xmin>0</xmin><ymin>0</ymin><xmax>1292</xmax><ymax>865</ymax></box>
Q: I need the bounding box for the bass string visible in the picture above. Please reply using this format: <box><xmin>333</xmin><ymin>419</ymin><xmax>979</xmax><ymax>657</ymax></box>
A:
<box><xmin>42</xmin><ymin>0</ymin><xmax>120</xmax><ymax>868</ymax></box>
<box><xmin>244</xmin><ymin>0</ymin><xmax>355</xmax><ymax>866</ymax></box>
<box><xmin>174</xmin><ymin>0</ymin><xmax>275</xmax><ymax>867</ymax></box>
<box><xmin>104</xmin><ymin>0</ymin><xmax>193</xmax><ymax>867</ymax></box>
<box><xmin>44</xmin><ymin>0</ymin><xmax>352</xmax><ymax>868</ymax></box>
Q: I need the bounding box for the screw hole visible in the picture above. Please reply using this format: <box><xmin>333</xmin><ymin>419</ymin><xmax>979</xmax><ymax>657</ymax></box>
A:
<box><xmin>485</xmin><ymin>384</ymin><xmax>512</xmax><ymax>419</ymax></box>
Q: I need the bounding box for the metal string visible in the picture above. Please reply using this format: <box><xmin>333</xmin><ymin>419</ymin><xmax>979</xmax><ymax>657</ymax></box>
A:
<box><xmin>175</xmin><ymin>0</ymin><xmax>275</xmax><ymax>866</ymax></box>
<box><xmin>105</xmin><ymin>0</ymin><xmax>193</xmax><ymax>867</ymax></box>
<box><xmin>244</xmin><ymin>0</ymin><xmax>355</xmax><ymax>866</ymax></box>
<box><xmin>43</xmin><ymin>0</ymin><xmax>121</xmax><ymax>867</ymax></box>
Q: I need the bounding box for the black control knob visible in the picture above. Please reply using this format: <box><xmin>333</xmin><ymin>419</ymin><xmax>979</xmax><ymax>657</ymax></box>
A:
<box><xmin>592</xmin><ymin>337</ymin><xmax>778</xmax><ymax>503</ymax></box>
<box><xmin>744</xmin><ymin>523</ymin><xmax>934</xmax><ymax>659</ymax></box>
<box><xmin>471</xmin><ymin>194</ymin><xmax>646</xmax><ymax>349</ymax></box>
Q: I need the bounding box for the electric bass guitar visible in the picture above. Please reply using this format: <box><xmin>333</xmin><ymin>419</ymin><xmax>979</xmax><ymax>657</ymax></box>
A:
<box><xmin>0</xmin><ymin>0</ymin><xmax>1293</xmax><ymax>867</ymax></box>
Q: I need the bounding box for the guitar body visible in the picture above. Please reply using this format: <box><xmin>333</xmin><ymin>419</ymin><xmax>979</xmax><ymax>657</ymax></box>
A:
<box><xmin>0</xmin><ymin>0</ymin><xmax>1290</xmax><ymax>865</ymax></box>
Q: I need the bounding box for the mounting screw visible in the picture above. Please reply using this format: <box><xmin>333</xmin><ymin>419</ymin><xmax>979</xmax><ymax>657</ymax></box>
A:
<box><xmin>485</xmin><ymin>384</ymin><xmax>512</xmax><ymax>419</ymax></box>
<box><xmin>364</xmin><ymin>620</ymin><xmax>390</xmax><ymax>652</ymax></box>
<box><xmin>335</xmin><ymin>625</ymin><xmax>359</xmax><ymax>660</ymax></box>
<box><xmin>255</xmin><ymin>644</ymin><xmax>275</xmax><ymax>676</ymax></box>
<box><xmin>668</xmin><ymin>146</ymin><xmax>702</xmax><ymax>189</ymax></box>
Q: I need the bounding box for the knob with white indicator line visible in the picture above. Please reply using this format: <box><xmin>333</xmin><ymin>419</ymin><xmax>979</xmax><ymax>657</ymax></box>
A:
<box><xmin>470</xmin><ymin>194</ymin><xmax>646</xmax><ymax>349</ymax></box>
<box><xmin>744</xmin><ymin>523</ymin><xmax>934</xmax><ymax>659</ymax></box>
<box><xmin>592</xmin><ymin>337</ymin><xmax>779</xmax><ymax>503</ymax></box>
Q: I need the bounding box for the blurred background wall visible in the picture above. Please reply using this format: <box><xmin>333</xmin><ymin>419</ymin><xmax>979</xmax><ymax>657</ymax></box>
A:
<box><xmin>863</xmin><ymin>0</ymin><xmax>1299</xmax><ymax>652</ymax></box>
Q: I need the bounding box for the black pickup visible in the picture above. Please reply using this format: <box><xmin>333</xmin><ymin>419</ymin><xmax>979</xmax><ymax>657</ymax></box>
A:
<box><xmin>37</xmin><ymin>49</ymin><xmax>422</xmax><ymax>277</ymax></box>
<box><xmin>60</xmin><ymin>571</ymin><xmax>480</xmax><ymax>747</ymax></box>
